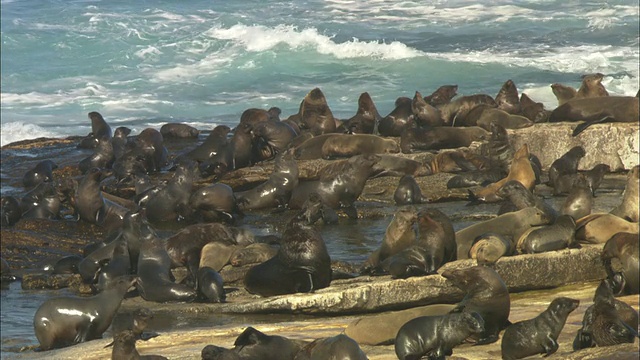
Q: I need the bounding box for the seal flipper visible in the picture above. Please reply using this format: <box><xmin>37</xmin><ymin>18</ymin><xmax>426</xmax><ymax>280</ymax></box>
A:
<box><xmin>542</xmin><ymin>334</ymin><xmax>559</xmax><ymax>357</ymax></box>
<box><xmin>573</xmin><ymin>328</ymin><xmax>595</xmax><ymax>350</ymax></box>
<box><xmin>572</xmin><ymin>115</ymin><xmax>611</xmax><ymax>137</ymax></box>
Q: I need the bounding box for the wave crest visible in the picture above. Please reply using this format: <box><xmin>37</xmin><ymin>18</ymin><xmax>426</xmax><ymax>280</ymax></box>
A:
<box><xmin>0</xmin><ymin>122</ymin><xmax>59</xmax><ymax>147</ymax></box>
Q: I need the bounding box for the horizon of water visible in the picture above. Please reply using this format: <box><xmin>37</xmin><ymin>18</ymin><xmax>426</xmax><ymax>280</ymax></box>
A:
<box><xmin>2</xmin><ymin>0</ymin><xmax>639</xmax><ymax>146</ymax></box>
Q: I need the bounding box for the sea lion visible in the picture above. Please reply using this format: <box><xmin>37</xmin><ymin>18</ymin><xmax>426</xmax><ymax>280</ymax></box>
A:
<box><xmin>378</xmin><ymin>96</ymin><xmax>413</xmax><ymax>137</ymax></box>
<box><xmin>340</xmin><ymin>92</ymin><xmax>382</xmax><ymax>134</ymax></box>
<box><xmin>441</xmin><ymin>266</ymin><xmax>511</xmax><ymax>345</ymax></box>
<box><xmin>400</xmin><ymin>126</ymin><xmax>489</xmax><ymax>153</ymax></box>
<box><xmin>471</xmin><ymin>143</ymin><xmax>536</xmax><ymax>203</ymax></box>
<box><xmin>560</xmin><ymin>174</ymin><xmax>593</xmax><ymax>220</ymax></box>
<box><xmin>177</xmin><ymin>125</ymin><xmax>230</xmax><ymax>163</ymax></box>
<box><xmin>548</xmin><ymin>145</ymin><xmax>586</xmax><ymax>189</ymax></box>
<box><xmin>230</xmin><ymin>243</ymin><xmax>278</xmax><ymax>267</ymax></box>
<box><xmin>602</xmin><ymin>232</ymin><xmax>639</xmax><ymax>295</ymax></box>
<box><xmin>236</xmin><ymin>149</ymin><xmax>299</xmax><ymax>210</ymax></box>
<box><xmin>575</xmin><ymin>213</ymin><xmax>639</xmax><ymax>244</ymax></box>
<box><xmin>33</xmin><ymin>275</ymin><xmax>136</xmax><ymax>350</ymax></box>
<box><xmin>231</xmin><ymin>327</ymin><xmax>308</xmax><ymax>360</ymax></box>
<box><xmin>394</xmin><ymin>175</ymin><xmax>427</xmax><ymax>205</ymax></box>
<box><xmin>439</xmin><ymin>94</ymin><xmax>497</xmax><ymax>126</ymax></box>
<box><xmin>160</xmin><ymin>123</ymin><xmax>199</xmax><ymax>139</ymax></box>
<box><xmin>517</xmin><ymin>214</ymin><xmax>576</xmax><ymax>254</ymax></box>
<box><xmin>75</xmin><ymin>168</ymin><xmax>127</xmax><ymax>231</ymax></box>
<box><xmin>77</xmin><ymin>111</ymin><xmax>112</xmax><ymax>149</ymax></box>
<box><xmin>548</xmin><ymin>96</ymin><xmax>639</xmax><ymax>136</ymax></box>
<box><xmin>144</xmin><ymin>162</ymin><xmax>198</xmax><ymax>224</ymax></box>
<box><xmin>78</xmin><ymin>136</ymin><xmax>115</xmax><ymax>174</ymax></box>
<box><xmin>299</xmin><ymin>88</ymin><xmax>336</xmax><ymax>135</ymax></box>
<box><xmin>468</xmin><ymin>232</ymin><xmax>513</xmax><ymax>264</ymax></box>
<box><xmin>199</xmin><ymin>242</ymin><xmax>240</xmax><ymax>273</ymax></box>
<box><xmin>575</xmin><ymin>73</ymin><xmax>609</xmax><ymax>99</ymax></box>
<box><xmin>1</xmin><ymin>196</ymin><xmax>22</xmax><ymax>227</ymax></box>
<box><xmin>411</xmin><ymin>90</ymin><xmax>443</xmax><ymax>127</ymax></box>
<box><xmin>136</xmin><ymin>234</ymin><xmax>197</xmax><ymax>303</ymax></box>
<box><xmin>475</xmin><ymin>108</ymin><xmax>533</xmax><ymax>130</ymax></box>
<box><xmin>550</xmin><ymin>83</ymin><xmax>577</xmax><ymax>106</ymax></box>
<box><xmin>111</xmin><ymin>330</ymin><xmax>167</xmax><ymax>360</ymax></box>
<box><xmin>496</xmin><ymin>180</ymin><xmax>557</xmax><ymax>221</ymax></box>
<box><xmin>321</xmin><ymin>134</ymin><xmax>399</xmax><ymax>159</ymax></box>
<box><xmin>96</xmin><ymin>238</ymin><xmax>131</xmax><ymax>292</ymax></box>
<box><xmin>294</xmin><ymin>334</ymin><xmax>367</xmax><ymax>360</ymax></box>
<box><xmin>610</xmin><ymin>165</ymin><xmax>639</xmax><ymax>222</ymax></box>
<box><xmin>251</xmin><ymin>120</ymin><xmax>297</xmax><ymax>161</ymax></box>
<box><xmin>394</xmin><ymin>312</ymin><xmax>485</xmax><ymax>360</ymax></box>
<box><xmin>573</xmin><ymin>280</ymin><xmax>639</xmax><ymax>350</ymax></box>
<box><xmin>519</xmin><ymin>93</ymin><xmax>549</xmax><ymax>123</ymax></box>
<box><xmin>23</xmin><ymin>160</ymin><xmax>57</xmax><ymax>189</ymax></box>
<box><xmin>244</xmin><ymin>214</ymin><xmax>332</xmax><ymax>297</ymax></box>
<box><xmin>501</xmin><ymin>297</ymin><xmax>580</xmax><ymax>360</ymax></box>
<box><xmin>189</xmin><ymin>183</ymin><xmax>239</xmax><ymax>223</ymax></box>
<box><xmin>197</xmin><ymin>266</ymin><xmax>226</xmax><ymax>303</ymax></box>
<box><xmin>456</xmin><ymin>206</ymin><xmax>551</xmax><ymax>259</ymax></box>
<box><xmin>495</xmin><ymin>79</ymin><xmax>521</xmax><ymax>114</ymax></box>
<box><xmin>424</xmin><ymin>85</ymin><xmax>458</xmax><ymax>107</ymax></box>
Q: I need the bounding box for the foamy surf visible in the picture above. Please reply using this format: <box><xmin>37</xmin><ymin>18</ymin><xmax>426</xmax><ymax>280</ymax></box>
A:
<box><xmin>0</xmin><ymin>122</ymin><xmax>60</xmax><ymax>147</ymax></box>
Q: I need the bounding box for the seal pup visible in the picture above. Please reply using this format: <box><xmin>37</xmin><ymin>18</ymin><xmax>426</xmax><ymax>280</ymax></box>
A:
<box><xmin>78</xmin><ymin>136</ymin><xmax>115</xmax><ymax>174</ymax></box>
<box><xmin>424</xmin><ymin>84</ymin><xmax>458</xmax><ymax>107</ymax></box>
<box><xmin>197</xmin><ymin>266</ymin><xmax>226</xmax><ymax>303</ymax></box>
<box><xmin>441</xmin><ymin>266</ymin><xmax>511</xmax><ymax>345</ymax></box>
<box><xmin>378</xmin><ymin>96</ymin><xmax>413</xmax><ymax>137</ymax></box>
<box><xmin>550</xmin><ymin>83</ymin><xmax>577</xmax><ymax>106</ymax></box>
<box><xmin>501</xmin><ymin>297</ymin><xmax>579</xmax><ymax>360</ymax></box>
<box><xmin>411</xmin><ymin>90</ymin><xmax>443</xmax><ymax>127</ymax></box>
<box><xmin>299</xmin><ymin>88</ymin><xmax>336</xmax><ymax>135</ymax></box>
<box><xmin>231</xmin><ymin>327</ymin><xmax>308</xmax><ymax>360</ymax></box>
<box><xmin>560</xmin><ymin>174</ymin><xmax>593</xmax><ymax>220</ymax></box>
<box><xmin>160</xmin><ymin>122</ymin><xmax>199</xmax><ymax>139</ymax></box>
<box><xmin>111</xmin><ymin>330</ymin><xmax>168</xmax><ymax>360</ymax></box>
<box><xmin>548</xmin><ymin>96</ymin><xmax>639</xmax><ymax>136</ymax></box>
<box><xmin>394</xmin><ymin>312</ymin><xmax>484</xmax><ymax>360</ymax></box>
<box><xmin>1</xmin><ymin>258</ymin><xmax>17</xmax><ymax>286</ymax></box>
<box><xmin>229</xmin><ymin>243</ymin><xmax>278</xmax><ymax>267</ymax></box>
<box><xmin>573</xmin><ymin>280</ymin><xmax>639</xmax><ymax>350</ymax></box>
<box><xmin>1</xmin><ymin>196</ymin><xmax>22</xmax><ymax>227</ymax></box>
<box><xmin>77</xmin><ymin>111</ymin><xmax>112</xmax><ymax>149</ymax></box>
<box><xmin>201</xmin><ymin>345</ymin><xmax>240</xmax><ymax>360</ymax></box>
<box><xmin>105</xmin><ymin>307</ymin><xmax>159</xmax><ymax>348</ymax></box>
<box><xmin>33</xmin><ymin>275</ymin><xmax>136</xmax><ymax>350</ymax></box>
<box><xmin>610</xmin><ymin>165</ymin><xmax>639</xmax><ymax>222</ymax></box>
<box><xmin>299</xmin><ymin>191</ymin><xmax>339</xmax><ymax>225</ymax></box>
<box><xmin>75</xmin><ymin>168</ymin><xmax>128</xmax><ymax>231</ymax></box>
<box><xmin>393</xmin><ymin>175</ymin><xmax>427</xmax><ymax>205</ymax></box>
<box><xmin>602</xmin><ymin>232</ymin><xmax>639</xmax><ymax>295</ymax></box>
<box><xmin>23</xmin><ymin>160</ymin><xmax>57</xmax><ymax>189</ymax></box>
<box><xmin>340</xmin><ymin>92</ymin><xmax>382</xmax><ymax>134</ymax></box>
<box><xmin>20</xmin><ymin>181</ymin><xmax>62</xmax><ymax>220</ymax></box>
<box><xmin>475</xmin><ymin>108</ymin><xmax>533</xmax><ymax>131</ymax></box>
<box><xmin>468</xmin><ymin>232</ymin><xmax>513</xmax><ymax>264</ymax></box>
<box><xmin>575</xmin><ymin>73</ymin><xmax>609</xmax><ymax>99</ymax></box>
<box><xmin>495</xmin><ymin>79</ymin><xmax>521</xmax><ymax>114</ymax></box>
<box><xmin>547</xmin><ymin>145</ymin><xmax>586</xmax><ymax>190</ymax></box>
<box><xmin>295</xmin><ymin>334</ymin><xmax>367</xmax><ymax>360</ymax></box>
<box><xmin>244</xmin><ymin>214</ymin><xmax>332</xmax><ymax>296</ymax></box>
<box><xmin>95</xmin><ymin>237</ymin><xmax>131</xmax><ymax>292</ymax></box>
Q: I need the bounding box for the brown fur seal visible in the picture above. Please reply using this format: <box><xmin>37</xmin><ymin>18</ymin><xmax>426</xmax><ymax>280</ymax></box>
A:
<box><xmin>394</xmin><ymin>175</ymin><xmax>427</xmax><ymax>205</ymax></box>
<box><xmin>430</xmin><ymin>150</ymin><xmax>489</xmax><ymax>174</ymax></box>
<box><xmin>244</xmin><ymin>214</ymin><xmax>332</xmax><ymax>296</ymax></box>
<box><xmin>548</xmin><ymin>145</ymin><xmax>586</xmax><ymax>190</ymax></box>
<box><xmin>340</xmin><ymin>92</ymin><xmax>382</xmax><ymax>134</ymax></box>
<box><xmin>411</xmin><ymin>91</ymin><xmax>444</xmax><ymax>127</ymax></box>
<box><xmin>424</xmin><ymin>85</ymin><xmax>458</xmax><ymax>107</ymax></box>
<box><xmin>299</xmin><ymin>88</ymin><xmax>336</xmax><ymax>135</ymax></box>
<box><xmin>610</xmin><ymin>165</ymin><xmax>639</xmax><ymax>222</ymax></box>
<box><xmin>471</xmin><ymin>143</ymin><xmax>536</xmax><ymax>203</ymax></box>
<box><xmin>160</xmin><ymin>122</ymin><xmax>199</xmax><ymax>139</ymax></box>
<box><xmin>251</xmin><ymin>120</ymin><xmax>297</xmax><ymax>161</ymax></box>
<box><xmin>295</xmin><ymin>334</ymin><xmax>367</xmax><ymax>360</ymax></box>
<box><xmin>378</xmin><ymin>96</ymin><xmax>413</xmax><ymax>137</ymax></box>
<box><xmin>575</xmin><ymin>73</ymin><xmax>609</xmax><ymax>99</ymax></box>
<box><xmin>496</xmin><ymin>180</ymin><xmax>558</xmax><ymax>221</ymax></box>
<box><xmin>230</xmin><ymin>243</ymin><xmax>278</xmax><ymax>267</ymax></box>
<box><xmin>400</xmin><ymin>126</ymin><xmax>489</xmax><ymax>153</ymax></box>
<box><xmin>602</xmin><ymin>232</ymin><xmax>639</xmax><ymax>295</ymax></box>
<box><xmin>456</xmin><ymin>206</ymin><xmax>552</xmax><ymax>259</ymax></box>
<box><xmin>78</xmin><ymin>136</ymin><xmax>115</xmax><ymax>174</ymax></box>
<box><xmin>293</xmin><ymin>134</ymin><xmax>336</xmax><ymax>160</ymax></box>
<box><xmin>232</xmin><ymin>327</ymin><xmax>307</xmax><ymax>359</ymax></box>
<box><xmin>468</xmin><ymin>232</ymin><xmax>513</xmax><ymax>264</ymax></box>
<box><xmin>33</xmin><ymin>275</ymin><xmax>135</xmax><ymax>350</ymax></box>
<box><xmin>23</xmin><ymin>160</ymin><xmax>57</xmax><ymax>189</ymax></box>
<box><xmin>475</xmin><ymin>108</ymin><xmax>533</xmax><ymax>130</ymax></box>
<box><xmin>178</xmin><ymin>125</ymin><xmax>230</xmax><ymax>162</ymax></box>
<box><xmin>239</xmin><ymin>108</ymin><xmax>270</xmax><ymax>128</ymax></box>
<box><xmin>501</xmin><ymin>297</ymin><xmax>580</xmax><ymax>360</ymax></box>
<box><xmin>75</xmin><ymin>168</ymin><xmax>128</xmax><ymax>231</ymax></box>
<box><xmin>111</xmin><ymin>330</ymin><xmax>168</xmax><ymax>360</ymax></box>
<box><xmin>441</xmin><ymin>266</ymin><xmax>511</xmax><ymax>345</ymax></box>
<box><xmin>77</xmin><ymin>111</ymin><xmax>113</xmax><ymax>149</ymax></box>
<box><xmin>519</xmin><ymin>93</ymin><xmax>549</xmax><ymax>123</ymax></box>
<box><xmin>495</xmin><ymin>79</ymin><xmax>521</xmax><ymax>114</ymax></box>
<box><xmin>197</xmin><ymin>266</ymin><xmax>226</xmax><ymax>303</ymax></box>
<box><xmin>144</xmin><ymin>162</ymin><xmax>198</xmax><ymax>224</ymax></box>
<box><xmin>1</xmin><ymin>196</ymin><xmax>22</xmax><ymax>227</ymax></box>
<box><xmin>394</xmin><ymin>311</ymin><xmax>485</xmax><ymax>360</ymax></box>
<box><xmin>517</xmin><ymin>214</ymin><xmax>576</xmax><ymax>254</ymax></box>
<box><xmin>360</xmin><ymin>207</ymin><xmax>417</xmax><ymax>274</ymax></box>
<box><xmin>550</xmin><ymin>83</ymin><xmax>577</xmax><ymax>106</ymax></box>
<box><xmin>439</xmin><ymin>94</ymin><xmax>497</xmax><ymax>126</ymax></box>
<box><xmin>560</xmin><ymin>174</ymin><xmax>593</xmax><ymax>220</ymax></box>
<box><xmin>321</xmin><ymin>134</ymin><xmax>399</xmax><ymax>159</ymax></box>
<box><xmin>189</xmin><ymin>183</ymin><xmax>239</xmax><ymax>223</ymax></box>
<box><xmin>575</xmin><ymin>213</ymin><xmax>639</xmax><ymax>244</ymax></box>
<box><xmin>111</xmin><ymin>126</ymin><xmax>131</xmax><ymax>160</ymax></box>
<box><xmin>548</xmin><ymin>96</ymin><xmax>639</xmax><ymax>136</ymax></box>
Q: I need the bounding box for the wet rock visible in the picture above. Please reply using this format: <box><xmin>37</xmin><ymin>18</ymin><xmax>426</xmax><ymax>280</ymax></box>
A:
<box><xmin>21</xmin><ymin>273</ymin><xmax>83</xmax><ymax>290</ymax></box>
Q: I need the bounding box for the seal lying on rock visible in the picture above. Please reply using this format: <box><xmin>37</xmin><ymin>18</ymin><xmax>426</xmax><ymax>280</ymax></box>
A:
<box><xmin>295</xmin><ymin>334</ymin><xmax>367</xmax><ymax>360</ymax></box>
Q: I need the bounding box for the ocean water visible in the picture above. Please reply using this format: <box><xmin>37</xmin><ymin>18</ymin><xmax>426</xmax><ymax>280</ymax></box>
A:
<box><xmin>1</xmin><ymin>0</ymin><xmax>639</xmax><ymax>146</ymax></box>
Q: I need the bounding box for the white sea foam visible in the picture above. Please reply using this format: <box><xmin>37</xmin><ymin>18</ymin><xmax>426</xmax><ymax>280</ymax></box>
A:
<box><xmin>0</xmin><ymin>122</ymin><xmax>59</xmax><ymax>147</ymax></box>
<box><xmin>207</xmin><ymin>24</ymin><xmax>425</xmax><ymax>60</ymax></box>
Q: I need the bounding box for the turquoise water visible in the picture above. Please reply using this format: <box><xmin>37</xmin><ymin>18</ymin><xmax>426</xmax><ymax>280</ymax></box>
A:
<box><xmin>2</xmin><ymin>0</ymin><xmax>639</xmax><ymax>145</ymax></box>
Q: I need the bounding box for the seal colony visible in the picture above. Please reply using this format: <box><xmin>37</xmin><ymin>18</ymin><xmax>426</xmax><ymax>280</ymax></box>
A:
<box><xmin>0</xmin><ymin>77</ymin><xmax>638</xmax><ymax>359</ymax></box>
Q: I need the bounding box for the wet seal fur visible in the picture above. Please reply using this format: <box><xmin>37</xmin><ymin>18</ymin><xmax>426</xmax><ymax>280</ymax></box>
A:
<box><xmin>602</xmin><ymin>232</ymin><xmax>639</xmax><ymax>295</ymax></box>
<box><xmin>549</xmin><ymin>96</ymin><xmax>639</xmax><ymax>136</ymax></box>
<box><xmin>394</xmin><ymin>175</ymin><xmax>427</xmax><ymax>205</ymax></box>
<box><xmin>295</xmin><ymin>334</ymin><xmax>367</xmax><ymax>360</ymax></box>
<box><xmin>23</xmin><ymin>160</ymin><xmax>57</xmax><ymax>189</ymax></box>
<box><xmin>610</xmin><ymin>165</ymin><xmax>639</xmax><ymax>222</ymax></box>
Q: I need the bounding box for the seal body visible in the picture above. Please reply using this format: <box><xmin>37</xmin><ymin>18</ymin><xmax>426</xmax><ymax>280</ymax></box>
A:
<box><xmin>394</xmin><ymin>312</ymin><xmax>485</xmax><ymax>360</ymax></box>
<box><xmin>501</xmin><ymin>297</ymin><xmax>580</xmax><ymax>360</ymax></box>
<box><xmin>548</xmin><ymin>146</ymin><xmax>586</xmax><ymax>190</ymax></box>
<box><xmin>548</xmin><ymin>96</ymin><xmax>639</xmax><ymax>136</ymax></box>
<box><xmin>189</xmin><ymin>183</ymin><xmax>238</xmax><ymax>223</ymax></box>
<box><xmin>602</xmin><ymin>232</ymin><xmax>639</xmax><ymax>295</ymax></box>
<box><xmin>560</xmin><ymin>174</ymin><xmax>593</xmax><ymax>220</ymax></box>
<box><xmin>610</xmin><ymin>165</ymin><xmax>639</xmax><ymax>222</ymax></box>
<box><xmin>1</xmin><ymin>196</ymin><xmax>22</xmax><ymax>227</ymax></box>
<box><xmin>197</xmin><ymin>266</ymin><xmax>226</xmax><ymax>303</ymax></box>
<box><xmin>299</xmin><ymin>88</ymin><xmax>336</xmax><ymax>135</ymax></box>
<box><xmin>469</xmin><ymin>232</ymin><xmax>513</xmax><ymax>264</ymax></box>
<box><xmin>519</xmin><ymin>215</ymin><xmax>576</xmax><ymax>254</ymax></box>
<box><xmin>321</xmin><ymin>134</ymin><xmax>399</xmax><ymax>159</ymax></box>
<box><xmin>411</xmin><ymin>91</ymin><xmax>443</xmax><ymax>127</ymax></box>
<box><xmin>23</xmin><ymin>160</ymin><xmax>57</xmax><ymax>189</ymax></box>
<box><xmin>378</xmin><ymin>97</ymin><xmax>413</xmax><ymax>137</ymax></box>
<box><xmin>295</xmin><ymin>334</ymin><xmax>367</xmax><ymax>360</ymax></box>
<box><xmin>160</xmin><ymin>123</ymin><xmax>199</xmax><ymax>139</ymax></box>
<box><xmin>231</xmin><ymin>327</ymin><xmax>307</xmax><ymax>360</ymax></box>
<box><xmin>424</xmin><ymin>85</ymin><xmax>458</xmax><ymax>107</ymax></box>
<box><xmin>393</xmin><ymin>175</ymin><xmax>426</xmax><ymax>205</ymax></box>
<box><xmin>400</xmin><ymin>126</ymin><xmax>488</xmax><ymax>153</ymax></box>
<box><xmin>340</xmin><ymin>92</ymin><xmax>382</xmax><ymax>134</ymax></box>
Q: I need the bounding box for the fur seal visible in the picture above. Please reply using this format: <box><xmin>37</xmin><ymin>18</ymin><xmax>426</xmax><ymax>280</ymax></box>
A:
<box><xmin>550</xmin><ymin>83</ymin><xmax>577</xmax><ymax>106</ymax></box>
<box><xmin>560</xmin><ymin>174</ymin><xmax>593</xmax><ymax>220</ymax></box>
<box><xmin>548</xmin><ymin>96</ymin><xmax>639</xmax><ymax>136</ymax></box>
<box><xmin>439</xmin><ymin>94</ymin><xmax>497</xmax><ymax>126</ymax></box>
<box><xmin>501</xmin><ymin>297</ymin><xmax>579</xmax><ymax>360</ymax></box>
<box><xmin>573</xmin><ymin>280</ymin><xmax>639</xmax><ymax>349</ymax></box>
<box><xmin>340</xmin><ymin>92</ymin><xmax>382</xmax><ymax>134</ymax></box>
<box><xmin>299</xmin><ymin>191</ymin><xmax>339</xmax><ymax>225</ymax></box>
<box><xmin>77</xmin><ymin>111</ymin><xmax>112</xmax><ymax>149</ymax></box>
<box><xmin>111</xmin><ymin>126</ymin><xmax>131</xmax><ymax>160</ymax></box>
<box><xmin>293</xmin><ymin>134</ymin><xmax>336</xmax><ymax>160</ymax></box>
<box><xmin>360</xmin><ymin>207</ymin><xmax>417</xmax><ymax>275</ymax></box>
<box><xmin>51</xmin><ymin>255</ymin><xmax>83</xmax><ymax>275</ymax></box>
<box><xmin>231</xmin><ymin>327</ymin><xmax>307</xmax><ymax>360</ymax></box>
<box><xmin>178</xmin><ymin>125</ymin><xmax>230</xmax><ymax>163</ymax></box>
<box><xmin>189</xmin><ymin>183</ymin><xmax>239</xmax><ymax>223</ymax></box>
<box><xmin>400</xmin><ymin>126</ymin><xmax>489</xmax><ymax>153</ymax></box>
<box><xmin>475</xmin><ymin>108</ymin><xmax>533</xmax><ymax>130</ymax></box>
<box><xmin>95</xmin><ymin>237</ymin><xmax>131</xmax><ymax>292</ymax></box>
<box><xmin>1</xmin><ymin>196</ymin><xmax>22</xmax><ymax>227</ymax></box>
<box><xmin>548</xmin><ymin>145</ymin><xmax>586</xmax><ymax>189</ymax></box>
<box><xmin>321</xmin><ymin>134</ymin><xmax>399</xmax><ymax>159</ymax></box>
<box><xmin>575</xmin><ymin>73</ymin><xmax>609</xmax><ymax>99</ymax></box>
<box><xmin>78</xmin><ymin>136</ymin><xmax>115</xmax><ymax>174</ymax></box>
<box><xmin>144</xmin><ymin>162</ymin><xmax>198</xmax><ymax>224</ymax></box>
<box><xmin>446</xmin><ymin>170</ymin><xmax>504</xmax><ymax>189</ymax></box>
<box><xmin>197</xmin><ymin>266</ymin><xmax>226</xmax><ymax>303</ymax></box>
<box><xmin>251</xmin><ymin>120</ymin><xmax>297</xmax><ymax>161</ymax></box>
<box><xmin>496</xmin><ymin>180</ymin><xmax>557</xmax><ymax>221</ymax></box>
<box><xmin>394</xmin><ymin>175</ymin><xmax>427</xmax><ymax>205</ymax></box>
<box><xmin>456</xmin><ymin>206</ymin><xmax>551</xmax><ymax>259</ymax></box>
<box><xmin>239</xmin><ymin>108</ymin><xmax>270</xmax><ymax>128</ymax></box>
<box><xmin>236</xmin><ymin>149</ymin><xmax>299</xmax><ymax>210</ymax></box>
<box><xmin>517</xmin><ymin>214</ymin><xmax>576</xmax><ymax>254</ymax></box>
<box><xmin>160</xmin><ymin>122</ymin><xmax>199</xmax><ymax>139</ymax></box>
<box><xmin>424</xmin><ymin>85</ymin><xmax>458</xmax><ymax>107</ymax></box>
<box><xmin>299</xmin><ymin>88</ymin><xmax>336</xmax><ymax>135</ymax></box>
<box><xmin>75</xmin><ymin>168</ymin><xmax>127</xmax><ymax>231</ymax></box>
<box><xmin>441</xmin><ymin>266</ymin><xmax>511</xmax><ymax>345</ymax></box>
<box><xmin>519</xmin><ymin>93</ymin><xmax>549</xmax><ymax>123</ymax></box>
<box><xmin>230</xmin><ymin>243</ymin><xmax>278</xmax><ymax>267</ymax></box>
<box><xmin>495</xmin><ymin>79</ymin><xmax>521</xmax><ymax>114</ymax></box>
<box><xmin>23</xmin><ymin>160</ymin><xmax>57</xmax><ymax>188</ymax></box>
<box><xmin>33</xmin><ymin>275</ymin><xmax>135</xmax><ymax>350</ymax></box>
<box><xmin>411</xmin><ymin>91</ymin><xmax>444</xmax><ymax>127</ymax></box>
<box><xmin>378</xmin><ymin>96</ymin><xmax>413</xmax><ymax>137</ymax></box>
<box><xmin>468</xmin><ymin>232</ymin><xmax>513</xmax><ymax>264</ymax></box>
<box><xmin>394</xmin><ymin>312</ymin><xmax>485</xmax><ymax>360</ymax></box>
<box><xmin>111</xmin><ymin>330</ymin><xmax>167</xmax><ymax>360</ymax></box>
<box><xmin>244</xmin><ymin>214</ymin><xmax>332</xmax><ymax>296</ymax></box>
<box><xmin>575</xmin><ymin>213</ymin><xmax>639</xmax><ymax>244</ymax></box>
<box><xmin>295</xmin><ymin>334</ymin><xmax>367</xmax><ymax>360</ymax></box>
<box><xmin>602</xmin><ymin>232</ymin><xmax>639</xmax><ymax>295</ymax></box>
<box><xmin>610</xmin><ymin>165</ymin><xmax>639</xmax><ymax>222</ymax></box>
